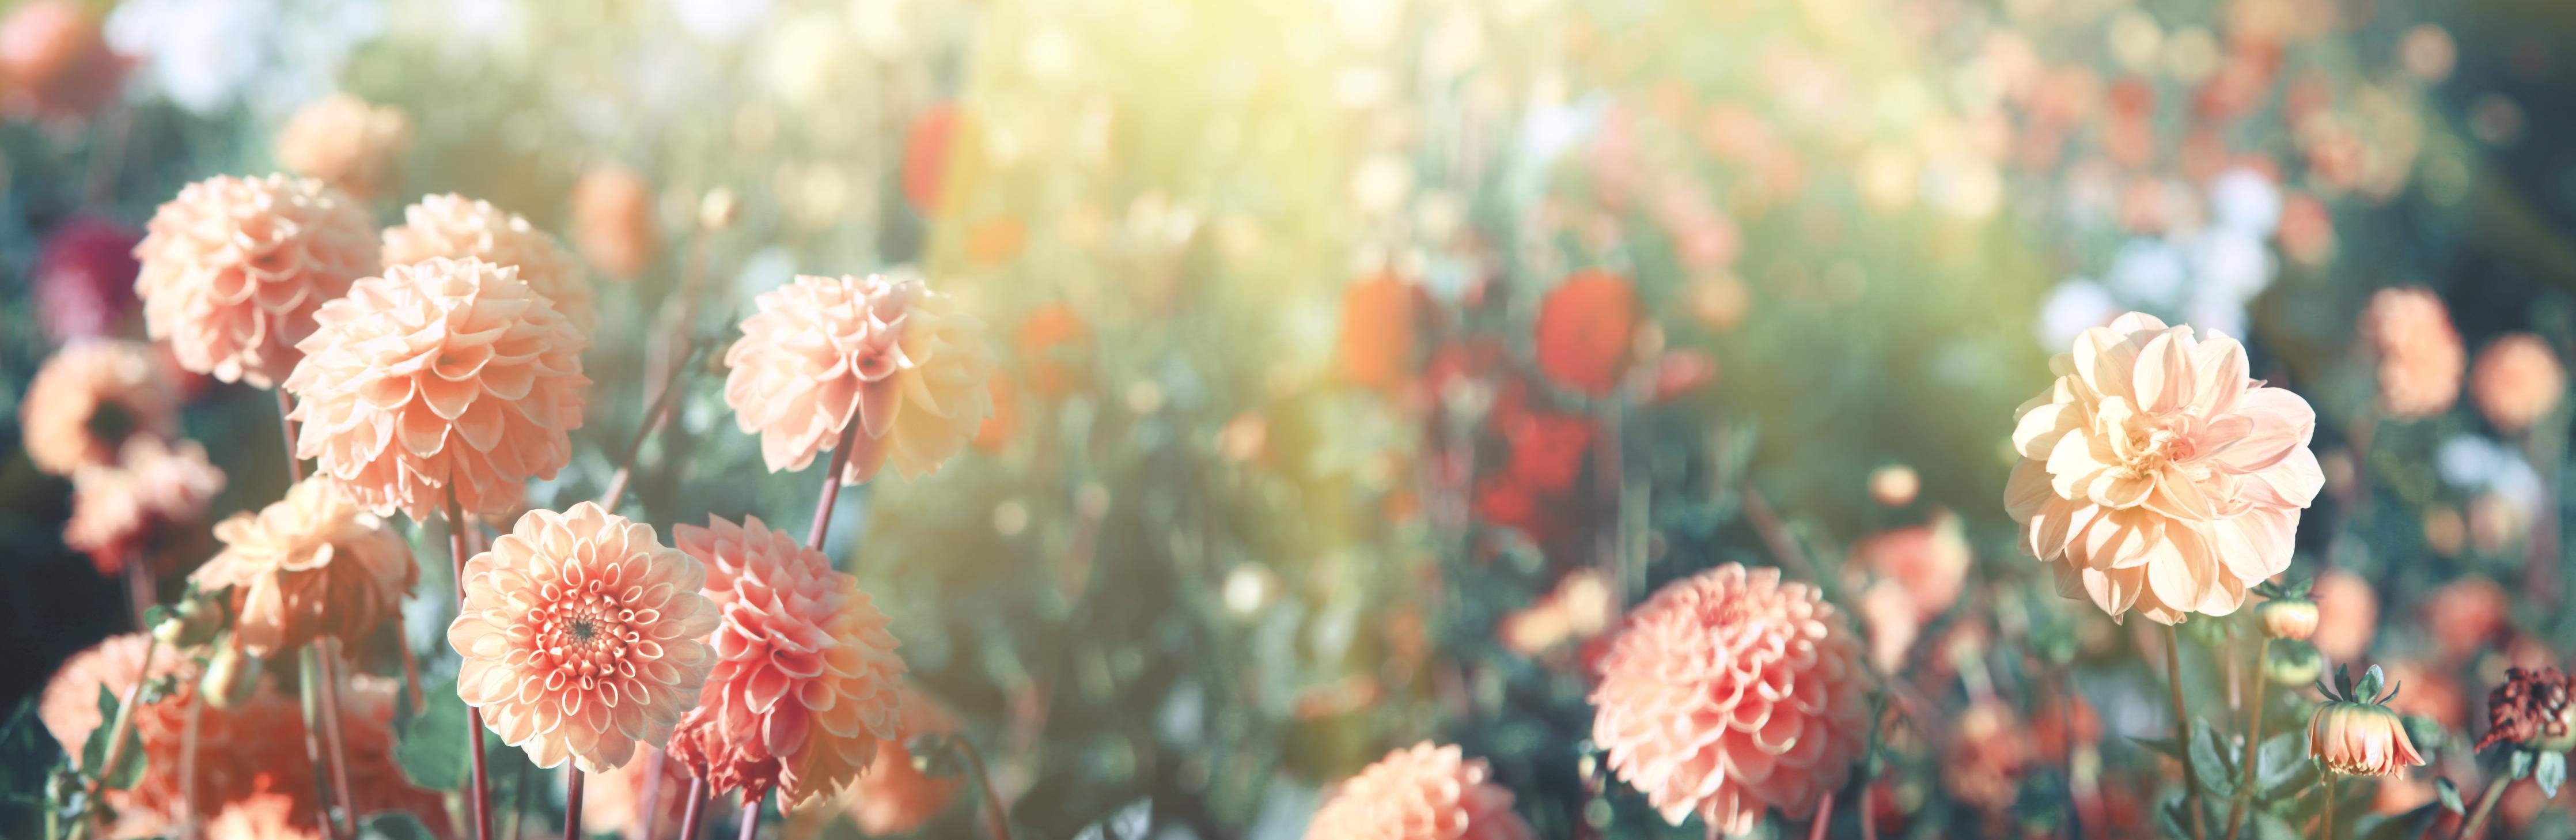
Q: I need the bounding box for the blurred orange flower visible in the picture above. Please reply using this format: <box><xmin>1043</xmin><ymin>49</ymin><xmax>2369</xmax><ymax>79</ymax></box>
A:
<box><xmin>135</xmin><ymin>174</ymin><xmax>377</xmax><ymax>388</ymax></box>
<box><xmin>1014</xmin><ymin>302</ymin><xmax>1094</xmax><ymax>400</ymax></box>
<box><xmin>0</xmin><ymin>0</ymin><xmax>122</xmax><ymax>123</ymax></box>
<box><xmin>579</xmin><ymin>749</ymin><xmax>695</xmax><ymax>839</ymax></box>
<box><xmin>2472</xmin><ymin>334</ymin><xmax>2564</xmax><ymax>433</ymax></box>
<box><xmin>1303</xmin><ymin>742</ymin><xmax>1532</xmax><ymax>840</ymax></box>
<box><xmin>65</xmin><ymin>437</ymin><xmax>225</xmax><ymax>577</ymax></box>
<box><xmin>21</xmin><ymin>339</ymin><xmax>177</xmax><ymax>476</ymax></box>
<box><xmin>902</xmin><ymin>104</ymin><xmax>963</xmax><ymax>214</ymax></box>
<box><xmin>1848</xmin><ymin>511</ymin><xmax>1972</xmax><ymax>623</ymax></box>
<box><xmin>829</xmin><ymin>685</ymin><xmax>965</xmax><ymax>837</ymax></box>
<box><xmin>2312</xmin><ymin>568</ymin><xmax>2378</xmax><ymax>662</ymax></box>
<box><xmin>2360</xmin><ymin>287</ymin><xmax>2464</xmax><ymax>420</ymax></box>
<box><xmin>570</xmin><ymin>164</ymin><xmax>659</xmax><ymax>279</ymax></box>
<box><xmin>2423</xmin><ymin>576</ymin><xmax>2510</xmax><ymax>660</ymax></box>
<box><xmin>1336</xmin><ymin>271</ymin><xmax>1418</xmax><ymax>392</ymax></box>
<box><xmin>273</xmin><ymin>94</ymin><xmax>412</xmax><ymax>201</ymax></box>
<box><xmin>1534</xmin><ymin>270</ymin><xmax>1637</xmax><ymax>398</ymax></box>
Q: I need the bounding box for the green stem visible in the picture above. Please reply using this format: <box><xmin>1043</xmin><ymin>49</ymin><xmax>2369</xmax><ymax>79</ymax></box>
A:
<box><xmin>2222</xmin><ymin>638</ymin><xmax>2273</xmax><ymax>840</ymax></box>
<box><xmin>953</xmin><ymin>738</ymin><xmax>1014</xmax><ymax>840</ymax></box>
<box><xmin>2323</xmin><ymin>773</ymin><xmax>2338</xmax><ymax>840</ymax></box>
<box><xmin>2166</xmin><ymin>625</ymin><xmax>2206</xmax><ymax>840</ymax></box>
<box><xmin>2454</xmin><ymin>767</ymin><xmax>2511</xmax><ymax>840</ymax></box>
<box><xmin>67</xmin><ymin>635</ymin><xmax>158</xmax><ymax>840</ymax></box>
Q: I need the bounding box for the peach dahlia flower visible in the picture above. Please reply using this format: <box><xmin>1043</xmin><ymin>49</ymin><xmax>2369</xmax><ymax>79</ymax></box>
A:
<box><xmin>2310</xmin><ymin>699</ymin><xmax>2425</xmax><ymax>777</ymax></box>
<box><xmin>2472</xmin><ymin>333</ymin><xmax>2564</xmax><ymax>433</ymax></box>
<box><xmin>2005</xmin><ymin>312</ymin><xmax>2324</xmax><ymax>625</ymax></box>
<box><xmin>134</xmin><ymin>174</ymin><xmax>377</xmax><ymax>388</ymax></box>
<box><xmin>382</xmin><ymin>194</ymin><xmax>596</xmax><ymax>336</ymax></box>
<box><xmin>65</xmin><ymin>437</ymin><xmax>225</xmax><ymax>576</ymax></box>
<box><xmin>274</xmin><ymin>94</ymin><xmax>412</xmax><ymax>201</ymax></box>
<box><xmin>192</xmin><ymin>477</ymin><xmax>417</xmax><ymax>657</ymax></box>
<box><xmin>2359</xmin><ymin>287</ymin><xmax>2463</xmax><ymax>420</ymax></box>
<box><xmin>21</xmin><ymin>340</ymin><xmax>177</xmax><ymax>476</ymax></box>
<box><xmin>1302</xmin><ymin>742</ymin><xmax>1533</xmax><ymax>840</ymax></box>
<box><xmin>1590</xmin><ymin>563</ymin><xmax>1874</xmax><ymax>831</ymax></box>
<box><xmin>449</xmin><ymin>502</ymin><xmax>718</xmax><ymax>772</ymax></box>
<box><xmin>723</xmin><ymin>274</ymin><xmax>999</xmax><ymax>485</ymax></box>
<box><xmin>666</xmin><ymin>516</ymin><xmax>906</xmax><ymax>807</ymax></box>
<box><xmin>284</xmin><ymin>256</ymin><xmax>590</xmax><ymax>520</ymax></box>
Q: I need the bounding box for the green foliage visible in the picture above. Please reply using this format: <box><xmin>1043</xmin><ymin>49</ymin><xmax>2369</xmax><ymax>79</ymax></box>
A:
<box><xmin>78</xmin><ymin>687</ymin><xmax>145</xmax><ymax>792</ymax></box>
<box><xmin>359</xmin><ymin>812</ymin><xmax>439</xmax><ymax>840</ymax></box>
<box><xmin>2188</xmin><ymin>718</ymin><xmax>2236</xmax><ymax>799</ymax></box>
<box><xmin>392</xmin><ymin>677</ymin><xmax>468</xmax><ymax>792</ymax></box>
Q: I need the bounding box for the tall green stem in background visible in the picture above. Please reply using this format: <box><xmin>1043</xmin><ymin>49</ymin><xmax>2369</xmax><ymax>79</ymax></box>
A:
<box><xmin>2165</xmin><ymin>626</ymin><xmax>2205</xmax><ymax>840</ymax></box>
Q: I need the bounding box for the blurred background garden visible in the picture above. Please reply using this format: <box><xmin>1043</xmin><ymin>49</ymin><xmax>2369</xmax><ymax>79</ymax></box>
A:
<box><xmin>4</xmin><ymin>0</ymin><xmax>2576</xmax><ymax>837</ymax></box>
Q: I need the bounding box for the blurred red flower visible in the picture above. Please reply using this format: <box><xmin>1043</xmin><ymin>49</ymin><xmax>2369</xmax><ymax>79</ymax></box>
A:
<box><xmin>31</xmin><ymin>217</ymin><xmax>141</xmax><ymax>345</ymax></box>
<box><xmin>903</xmin><ymin>104</ymin><xmax>963</xmax><ymax>214</ymax></box>
<box><xmin>1534</xmin><ymin>270</ymin><xmax>1637</xmax><ymax>398</ymax></box>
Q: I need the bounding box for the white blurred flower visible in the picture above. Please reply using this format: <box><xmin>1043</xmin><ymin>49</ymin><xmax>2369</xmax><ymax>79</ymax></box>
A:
<box><xmin>2210</xmin><ymin>167</ymin><xmax>2282</xmax><ymax>236</ymax></box>
<box><xmin>2104</xmin><ymin>239</ymin><xmax>2187</xmax><ymax>305</ymax></box>
<box><xmin>107</xmin><ymin>0</ymin><xmax>276</xmax><ymax>115</ymax></box>
<box><xmin>2437</xmin><ymin>435</ymin><xmax>2510</xmax><ymax>489</ymax></box>
<box><xmin>2035</xmin><ymin>279</ymin><xmax>2118</xmax><ymax>350</ymax></box>
<box><xmin>669</xmin><ymin>0</ymin><xmax>769</xmax><ymax>41</ymax></box>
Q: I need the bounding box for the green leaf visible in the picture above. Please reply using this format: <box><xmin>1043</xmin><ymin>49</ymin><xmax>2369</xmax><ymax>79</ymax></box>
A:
<box><xmin>2154</xmin><ymin>791</ymin><xmax>2190</xmax><ymax>840</ymax></box>
<box><xmin>78</xmin><ymin>687</ymin><xmax>145</xmax><ymax>790</ymax></box>
<box><xmin>2259</xmin><ymin>756</ymin><xmax>2319</xmax><ymax>803</ymax></box>
<box><xmin>2437</xmin><ymin>778</ymin><xmax>2464</xmax><ymax>813</ymax></box>
<box><xmin>2256</xmin><ymin>728</ymin><xmax>2308</xmax><ymax>790</ymax></box>
<box><xmin>359</xmin><ymin>811</ymin><xmax>438</xmax><ymax>840</ymax></box>
<box><xmin>2245</xmin><ymin>810</ymin><xmax>2301</xmax><ymax>840</ymax></box>
<box><xmin>2335</xmin><ymin>664</ymin><xmax>2355</xmax><ymax>699</ymax></box>
<box><xmin>2189</xmin><ymin>718</ymin><xmax>2236</xmax><ymax>798</ymax></box>
<box><xmin>393</xmin><ymin>678</ymin><xmax>467</xmax><ymax>791</ymax></box>
<box><xmin>2539</xmin><ymin>751</ymin><xmax>2566</xmax><ymax>798</ymax></box>
<box><xmin>2353</xmin><ymin>665</ymin><xmax>2385</xmax><ymax>701</ymax></box>
<box><xmin>2513</xmin><ymin>748</ymin><xmax>2537</xmax><ymax>781</ymax></box>
<box><xmin>2132</xmin><ymin>735</ymin><xmax>2184</xmax><ymax>760</ymax></box>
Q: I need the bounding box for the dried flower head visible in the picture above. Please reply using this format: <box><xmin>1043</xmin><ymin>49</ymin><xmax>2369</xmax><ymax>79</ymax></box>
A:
<box><xmin>1591</xmin><ymin>563</ymin><xmax>1874</xmax><ymax>831</ymax></box>
<box><xmin>1302</xmin><ymin>742</ymin><xmax>1534</xmax><ymax>840</ymax></box>
<box><xmin>2006</xmin><ymin>312</ymin><xmax>2324</xmax><ymax>625</ymax></box>
<box><xmin>21</xmin><ymin>340</ymin><xmax>177</xmax><ymax>476</ymax></box>
<box><xmin>284</xmin><ymin>256</ymin><xmax>590</xmax><ymax>520</ymax></box>
<box><xmin>2309</xmin><ymin>665</ymin><xmax>2426</xmax><ymax>777</ymax></box>
<box><xmin>65</xmin><ymin>437</ymin><xmax>225</xmax><ymax>577</ymax></box>
<box><xmin>2473</xmin><ymin>334</ymin><xmax>2565</xmax><ymax>433</ymax></box>
<box><xmin>192</xmin><ymin>478</ymin><xmax>417</xmax><ymax>657</ymax></box>
<box><xmin>664</xmin><ymin>516</ymin><xmax>906</xmax><ymax>807</ymax></box>
<box><xmin>570</xmin><ymin>164</ymin><xmax>658</xmax><ymax>279</ymax></box>
<box><xmin>382</xmin><ymin>193</ymin><xmax>594</xmax><ymax>335</ymax></box>
<box><xmin>450</xmin><ymin>503</ymin><xmax>718</xmax><ymax>771</ymax></box>
<box><xmin>2360</xmin><ymin>287</ymin><xmax>2464</xmax><ymax>420</ymax></box>
<box><xmin>723</xmin><ymin>274</ymin><xmax>998</xmax><ymax>485</ymax></box>
<box><xmin>2479</xmin><ymin>667</ymin><xmax>2576</xmax><ymax>753</ymax></box>
<box><xmin>134</xmin><ymin>174</ymin><xmax>377</xmax><ymax>388</ymax></box>
<box><xmin>273</xmin><ymin>94</ymin><xmax>412</xmax><ymax>200</ymax></box>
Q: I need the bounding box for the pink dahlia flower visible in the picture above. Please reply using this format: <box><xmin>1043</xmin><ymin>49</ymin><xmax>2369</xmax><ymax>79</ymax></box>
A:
<box><xmin>1303</xmin><ymin>741</ymin><xmax>1532</xmax><ymax>840</ymax></box>
<box><xmin>381</xmin><ymin>193</ymin><xmax>595</xmax><ymax>336</ymax></box>
<box><xmin>449</xmin><ymin>502</ymin><xmax>719</xmax><ymax>771</ymax></box>
<box><xmin>65</xmin><ymin>437</ymin><xmax>225</xmax><ymax>576</ymax></box>
<box><xmin>1590</xmin><ymin>563</ymin><xmax>1873</xmax><ymax>831</ymax></box>
<box><xmin>666</xmin><ymin>515</ymin><xmax>905</xmax><ymax>807</ymax></box>
<box><xmin>192</xmin><ymin>477</ymin><xmax>417</xmax><ymax>657</ymax></box>
<box><xmin>133</xmin><ymin>174</ymin><xmax>377</xmax><ymax>388</ymax></box>
<box><xmin>2472</xmin><ymin>333</ymin><xmax>2564</xmax><ymax>433</ymax></box>
<box><xmin>723</xmin><ymin>274</ymin><xmax>999</xmax><ymax>485</ymax></box>
<box><xmin>283</xmin><ymin>256</ymin><xmax>590</xmax><ymax>520</ymax></box>
<box><xmin>20</xmin><ymin>339</ymin><xmax>177</xmax><ymax>476</ymax></box>
<box><xmin>2359</xmin><ymin>287</ymin><xmax>2463</xmax><ymax>419</ymax></box>
<box><xmin>2005</xmin><ymin>312</ymin><xmax>2324</xmax><ymax>625</ymax></box>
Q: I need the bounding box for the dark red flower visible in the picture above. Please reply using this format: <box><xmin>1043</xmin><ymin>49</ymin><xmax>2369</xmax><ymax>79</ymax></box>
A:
<box><xmin>32</xmin><ymin>216</ymin><xmax>141</xmax><ymax>344</ymax></box>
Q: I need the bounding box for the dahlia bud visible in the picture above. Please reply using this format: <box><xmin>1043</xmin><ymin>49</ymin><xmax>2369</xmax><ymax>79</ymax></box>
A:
<box><xmin>2256</xmin><ymin>598</ymin><xmax>2319</xmax><ymax>641</ymax></box>
<box><xmin>2309</xmin><ymin>665</ymin><xmax>2427</xmax><ymax>777</ymax></box>
<box><xmin>199</xmin><ymin>644</ymin><xmax>256</xmax><ymax>710</ymax></box>
<box><xmin>698</xmin><ymin>187</ymin><xmax>739</xmax><ymax>231</ymax></box>
<box><xmin>2479</xmin><ymin>667</ymin><xmax>2576</xmax><ymax>754</ymax></box>
<box><xmin>2266</xmin><ymin>644</ymin><xmax>2323</xmax><ymax>687</ymax></box>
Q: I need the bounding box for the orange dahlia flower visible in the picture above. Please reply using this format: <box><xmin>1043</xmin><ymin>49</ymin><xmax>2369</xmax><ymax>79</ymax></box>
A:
<box><xmin>192</xmin><ymin>477</ymin><xmax>417</xmax><ymax>657</ymax></box>
<box><xmin>1534</xmin><ymin>270</ymin><xmax>1638</xmax><ymax>398</ymax></box>
<box><xmin>283</xmin><ymin>256</ymin><xmax>590</xmax><ymax>520</ymax></box>
<box><xmin>2005</xmin><ymin>312</ymin><xmax>2324</xmax><ymax>625</ymax></box>
<box><xmin>2472</xmin><ymin>333</ymin><xmax>2564</xmax><ymax>433</ymax></box>
<box><xmin>21</xmin><ymin>339</ymin><xmax>177</xmax><ymax>476</ymax></box>
<box><xmin>2359</xmin><ymin>287</ymin><xmax>2464</xmax><ymax>420</ymax></box>
<box><xmin>666</xmin><ymin>515</ymin><xmax>906</xmax><ymax>807</ymax></box>
<box><xmin>1590</xmin><ymin>563</ymin><xmax>1874</xmax><ymax>831</ymax></box>
<box><xmin>1303</xmin><ymin>741</ymin><xmax>1533</xmax><ymax>840</ymax></box>
<box><xmin>449</xmin><ymin>502</ymin><xmax>718</xmax><ymax>772</ymax></box>
<box><xmin>382</xmin><ymin>193</ymin><xmax>594</xmax><ymax>336</ymax></box>
<box><xmin>2310</xmin><ymin>679</ymin><xmax>2425</xmax><ymax>777</ymax></box>
<box><xmin>273</xmin><ymin>94</ymin><xmax>412</xmax><ymax>201</ymax></box>
<box><xmin>570</xmin><ymin>164</ymin><xmax>658</xmax><ymax>279</ymax></box>
<box><xmin>40</xmin><ymin>635</ymin><xmax>288</xmax><ymax>838</ymax></box>
<box><xmin>723</xmin><ymin>274</ymin><xmax>998</xmax><ymax>485</ymax></box>
<box><xmin>65</xmin><ymin>437</ymin><xmax>225</xmax><ymax>576</ymax></box>
<box><xmin>134</xmin><ymin>174</ymin><xmax>377</xmax><ymax>388</ymax></box>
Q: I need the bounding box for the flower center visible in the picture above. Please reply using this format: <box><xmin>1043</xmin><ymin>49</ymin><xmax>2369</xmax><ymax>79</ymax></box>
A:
<box><xmin>533</xmin><ymin>581</ymin><xmax>631</xmax><ymax>683</ymax></box>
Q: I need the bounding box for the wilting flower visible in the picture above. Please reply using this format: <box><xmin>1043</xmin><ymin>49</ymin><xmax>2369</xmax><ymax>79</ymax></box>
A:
<box><xmin>2477</xmin><ymin>667</ymin><xmax>2576</xmax><ymax>752</ymax></box>
<box><xmin>449</xmin><ymin>502</ymin><xmax>719</xmax><ymax>771</ymax></box>
<box><xmin>831</xmin><ymin>685</ymin><xmax>965</xmax><ymax>835</ymax></box>
<box><xmin>1338</xmin><ymin>271</ymin><xmax>1418</xmax><ymax>392</ymax></box>
<box><xmin>192</xmin><ymin>477</ymin><xmax>416</xmax><ymax>657</ymax></box>
<box><xmin>2472</xmin><ymin>334</ymin><xmax>2564</xmax><ymax>433</ymax></box>
<box><xmin>21</xmin><ymin>340</ymin><xmax>176</xmax><ymax>476</ymax></box>
<box><xmin>723</xmin><ymin>274</ymin><xmax>998</xmax><ymax>485</ymax></box>
<box><xmin>32</xmin><ymin>217</ymin><xmax>143</xmax><ymax>344</ymax></box>
<box><xmin>0</xmin><ymin>0</ymin><xmax>123</xmax><ymax>122</ymax></box>
<box><xmin>65</xmin><ymin>437</ymin><xmax>225</xmax><ymax>576</ymax></box>
<box><xmin>570</xmin><ymin>164</ymin><xmax>658</xmax><ymax>279</ymax></box>
<box><xmin>664</xmin><ymin>516</ymin><xmax>906</xmax><ymax>807</ymax></box>
<box><xmin>284</xmin><ymin>257</ymin><xmax>590</xmax><ymax>520</ymax></box>
<box><xmin>381</xmin><ymin>193</ymin><xmax>594</xmax><ymax>336</ymax></box>
<box><xmin>1534</xmin><ymin>270</ymin><xmax>1638</xmax><ymax>398</ymax></box>
<box><xmin>580</xmin><ymin>749</ymin><xmax>695</xmax><ymax>839</ymax></box>
<box><xmin>2005</xmin><ymin>312</ymin><xmax>2324</xmax><ymax>625</ymax></box>
<box><xmin>1013</xmin><ymin>302</ymin><xmax>1092</xmax><ymax>400</ymax></box>
<box><xmin>1302</xmin><ymin>741</ymin><xmax>1533</xmax><ymax>840</ymax></box>
<box><xmin>2423</xmin><ymin>576</ymin><xmax>2509</xmax><ymax>660</ymax></box>
<box><xmin>1591</xmin><ymin>563</ymin><xmax>1874</xmax><ymax>831</ymax></box>
<box><xmin>134</xmin><ymin>174</ymin><xmax>377</xmax><ymax>388</ymax></box>
<box><xmin>273</xmin><ymin>94</ymin><xmax>412</xmax><ymax>201</ymax></box>
<box><xmin>2309</xmin><ymin>667</ymin><xmax>2427</xmax><ymax>777</ymax></box>
<box><xmin>2360</xmin><ymin>287</ymin><xmax>2464</xmax><ymax>420</ymax></box>
<box><xmin>2256</xmin><ymin>597</ymin><xmax>2318</xmax><ymax>641</ymax></box>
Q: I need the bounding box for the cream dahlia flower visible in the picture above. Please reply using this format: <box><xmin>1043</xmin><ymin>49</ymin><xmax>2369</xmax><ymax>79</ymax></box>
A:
<box><xmin>449</xmin><ymin>502</ymin><xmax>718</xmax><ymax>772</ymax></box>
<box><xmin>65</xmin><ymin>437</ymin><xmax>225</xmax><ymax>576</ymax></box>
<box><xmin>1302</xmin><ymin>741</ymin><xmax>1533</xmax><ymax>840</ymax></box>
<box><xmin>381</xmin><ymin>194</ymin><xmax>595</xmax><ymax>335</ymax></box>
<box><xmin>283</xmin><ymin>256</ymin><xmax>590</xmax><ymax>520</ymax></box>
<box><xmin>665</xmin><ymin>515</ymin><xmax>905</xmax><ymax>807</ymax></box>
<box><xmin>273</xmin><ymin>94</ymin><xmax>413</xmax><ymax>201</ymax></box>
<box><xmin>2005</xmin><ymin>312</ymin><xmax>2324</xmax><ymax>625</ymax></box>
<box><xmin>1590</xmin><ymin>563</ymin><xmax>1873</xmax><ymax>832</ymax></box>
<box><xmin>723</xmin><ymin>274</ymin><xmax>998</xmax><ymax>485</ymax></box>
<box><xmin>21</xmin><ymin>340</ymin><xmax>177</xmax><ymax>476</ymax></box>
<box><xmin>2472</xmin><ymin>333</ymin><xmax>2564</xmax><ymax>433</ymax></box>
<box><xmin>192</xmin><ymin>477</ymin><xmax>418</xmax><ymax>657</ymax></box>
<box><xmin>2359</xmin><ymin>287</ymin><xmax>2463</xmax><ymax>419</ymax></box>
<box><xmin>134</xmin><ymin>174</ymin><xmax>377</xmax><ymax>388</ymax></box>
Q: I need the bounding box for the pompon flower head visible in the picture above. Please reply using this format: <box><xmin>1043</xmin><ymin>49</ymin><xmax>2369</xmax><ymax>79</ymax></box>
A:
<box><xmin>570</xmin><ymin>164</ymin><xmax>658</xmax><ymax>279</ymax></box>
<box><xmin>665</xmin><ymin>516</ymin><xmax>906</xmax><ymax>807</ymax></box>
<box><xmin>134</xmin><ymin>173</ymin><xmax>377</xmax><ymax>388</ymax></box>
<box><xmin>1302</xmin><ymin>741</ymin><xmax>1533</xmax><ymax>840</ymax></box>
<box><xmin>382</xmin><ymin>194</ymin><xmax>596</xmax><ymax>336</ymax></box>
<box><xmin>2308</xmin><ymin>665</ymin><xmax>2427</xmax><ymax>777</ymax></box>
<box><xmin>723</xmin><ymin>274</ymin><xmax>999</xmax><ymax>485</ymax></box>
<box><xmin>192</xmin><ymin>477</ymin><xmax>417</xmax><ymax>657</ymax></box>
<box><xmin>2473</xmin><ymin>333</ymin><xmax>2565</xmax><ymax>433</ymax></box>
<box><xmin>284</xmin><ymin>256</ymin><xmax>590</xmax><ymax>520</ymax></box>
<box><xmin>449</xmin><ymin>503</ymin><xmax>718</xmax><ymax>772</ymax></box>
<box><xmin>2004</xmin><ymin>312</ymin><xmax>2325</xmax><ymax>625</ymax></box>
<box><xmin>65</xmin><ymin>437</ymin><xmax>225</xmax><ymax>576</ymax></box>
<box><xmin>2359</xmin><ymin>286</ymin><xmax>2464</xmax><ymax>420</ymax></box>
<box><xmin>1534</xmin><ymin>269</ymin><xmax>1638</xmax><ymax>398</ymax></box>
<box><xmin>273</xmin><ymin>94</ymin><xmax>413</xmax><ymax>201</ymax></box>
<box><xmin>21</xmin><ymin>340</ymin><xmax>177</xmax><ymax>476</ymax></box>
<box><xmin>1590</xmin><ymin>563</ymin><xmax>1874</xmax><ymax>831</ymax></box>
